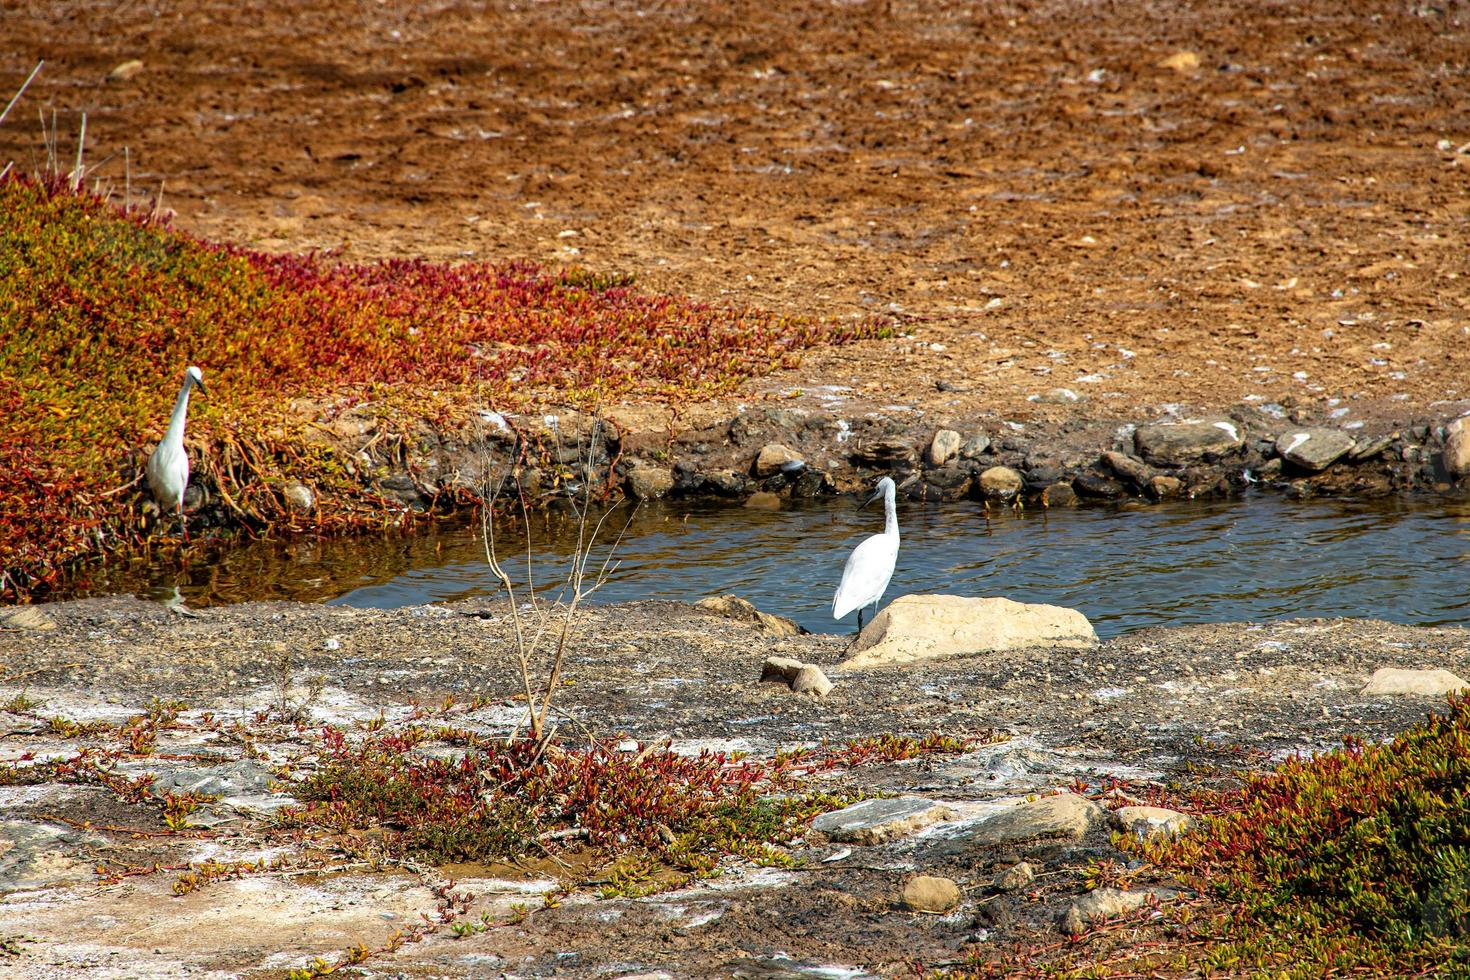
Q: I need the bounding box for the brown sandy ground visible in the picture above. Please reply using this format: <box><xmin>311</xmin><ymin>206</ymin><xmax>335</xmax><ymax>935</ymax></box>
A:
<box><xmin>2</xmin><ymin>596</ymin><xmax>1468</xmax><ymax>977</ymax></box>
<box><xmin>3</xmin><ymin>0</ymin><xmax>1468</xmax><ymax>438</ymax></box>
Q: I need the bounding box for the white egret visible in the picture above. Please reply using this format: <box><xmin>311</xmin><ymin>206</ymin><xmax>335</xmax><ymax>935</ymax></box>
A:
<box><xmin>146</xmin><ymin>365</ymin><xmax>206</xmax><ymax>539</ymax></box>
<box><xmin>832</xmin><ymin>476</ymin><xmax>899</xmax><ymax>633</ymax></box>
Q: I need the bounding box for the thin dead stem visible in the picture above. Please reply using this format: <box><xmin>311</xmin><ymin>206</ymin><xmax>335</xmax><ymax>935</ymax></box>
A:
<box><xmin>0</xmin><ymin>61</ymin><xmax>42</xmax><ymax>130</ymax></box>
<box><xmin>479</xmin><ymin>413</ymin><xmax>636</xmax><ymax>744</ymax></box>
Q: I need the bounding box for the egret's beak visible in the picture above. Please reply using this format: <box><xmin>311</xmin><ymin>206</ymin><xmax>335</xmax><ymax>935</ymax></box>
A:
<box><xmin>859</xmin><ymin>486</ymin><xmax>883</xmax><ymax>509</ymax></box>
<box><xmin>194</xmin><ymin>378</ymin><xmax>208</xmax><ymax>396</ymax></box>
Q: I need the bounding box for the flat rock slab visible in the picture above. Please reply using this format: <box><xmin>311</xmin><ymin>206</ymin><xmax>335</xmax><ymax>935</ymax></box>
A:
<box><xmin>953</xmin><ymin>793</ymin><xmax>1107</xmax><ymax>848</ymax></box>
<box><xmin>842</xmin><ymin>595</ymin><xmax>1097</xmax><ymax>670</ymax></box>
<box><xmin>811</xmin><ymin>796</ymin><xmax>959</xmax><ymax>845</ymax></box>
<box><xmin>1277</xmin><ymin>428</ymin><xmax>1355</xmax><ymax>471</ymax></box>
<box><xmin>150</xmin><ymin>759</ymin><xmax>277</xmax><ymax>798</ymax></box>
<box><xmin>1362</xmin><ymin>667</ymin><xmax>1470</xmax><ymax>696</ymax></box>
<box><xmin>1134</xmin><ymin>418</ymin><xmax>1244</xmax><ymax>465</ymax></box>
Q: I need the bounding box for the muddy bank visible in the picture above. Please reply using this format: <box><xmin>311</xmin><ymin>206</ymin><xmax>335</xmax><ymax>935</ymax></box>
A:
<box><xmin>3</xmin><ymin>596</ymin><xmax>1467</xmax><ymax>977</ymax></box>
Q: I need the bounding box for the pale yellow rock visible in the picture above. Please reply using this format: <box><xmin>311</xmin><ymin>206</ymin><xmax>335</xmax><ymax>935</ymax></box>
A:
<box><xmin>1362</xmin><ymin>667</ymin><xmax>1470</xmax><ymax>697</ymax></box>
<box><xmin>791</xmin><ymin>665</ymin><xmax>834</xmax><ymax>698</ymax></box>
<box><xmin>1445</xmin><ymin>416</ymin><xmax>1470</xmax><ymax>478</ymax></box>
<box><xmin>901</xmin><ymin>875</ymin><xmax>960</xmax><ymax>914</ymax></box>
<box><xmin>978</xmin><ymin>466</ymin><xmax>1023</xmax><ymax>499</ymax></box>
<box><xmin>1157</xmin><ymin>50</ymin><xmax>1201</xmax><ymax>72</ymax></box>
<box><xmin>107</xmin><ymin>59</ymin><xmax>145</xmax><ymax>82</ymax></box>
<box><xmin>842</xmin><ymin>595</ymin><xmax>1097</xmax><ymax>670</ymax></box>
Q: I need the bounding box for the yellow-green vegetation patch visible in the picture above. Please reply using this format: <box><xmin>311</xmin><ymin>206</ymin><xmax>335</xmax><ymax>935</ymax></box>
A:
<box><xmin>1134</xmin><ymin>694</ymin><xmax>1470</xmax><ymax>975</ymax></box>
<box><xmin>955</xmin><ymin>696</ymin><xmax>1470</xmax><ymax>977</ymax></box>
<box><xmin>0</xmin><ymin>175</ymin><xmax>879</xmax><ymax>600</ymax></box>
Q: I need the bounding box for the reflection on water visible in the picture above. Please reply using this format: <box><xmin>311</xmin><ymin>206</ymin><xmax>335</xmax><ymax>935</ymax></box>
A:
<box><xmin>88</xmin><ymin>494</ymin><xmax>1470</xmax><ymax>639</ymax></box>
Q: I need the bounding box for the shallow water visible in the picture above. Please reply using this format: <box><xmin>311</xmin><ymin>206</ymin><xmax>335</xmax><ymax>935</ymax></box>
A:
<box><xmin>111</xmin><ymin>493</ymin><xmax>1470</xmax><ymax>640</ymax></box>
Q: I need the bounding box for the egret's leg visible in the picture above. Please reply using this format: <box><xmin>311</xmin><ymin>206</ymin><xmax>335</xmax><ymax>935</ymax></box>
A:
<box><xmin>855</xmin><ymin>608</ymin><xmax>864</xmax><ymax>636</ymax></box>
<box><xmin>179</xmin><ymin>503</ymin><xmax>189</xmax><ymax>544</ymax></box>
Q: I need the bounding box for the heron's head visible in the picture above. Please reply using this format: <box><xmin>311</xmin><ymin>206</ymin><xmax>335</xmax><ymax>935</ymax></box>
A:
<box><xmin>185</xmin><ymin>365</ymin><xmax>207</xmax><ymax>395</ymax></box>
<box><xmin>859</xmin><ymin>476</ymin><xmax>896</xmax><ymax>509</ymax></box>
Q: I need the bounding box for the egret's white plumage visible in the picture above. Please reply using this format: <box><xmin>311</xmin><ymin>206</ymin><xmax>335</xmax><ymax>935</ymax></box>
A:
<box><xmin>832</xmin><ymin>476</ymin><xmax>899</xmax><ymax>631</ymax></box>
<box><xmin>146</xmin><ymin>366</ymin><xmax>206</xmax><ymax>537</ymax></box>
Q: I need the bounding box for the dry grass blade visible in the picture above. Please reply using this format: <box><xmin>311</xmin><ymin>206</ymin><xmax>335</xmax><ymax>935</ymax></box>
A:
<box><xmin>0</xmin><ymin>61</ymin><xmax>42</xmax><ymax>130</ymax></box>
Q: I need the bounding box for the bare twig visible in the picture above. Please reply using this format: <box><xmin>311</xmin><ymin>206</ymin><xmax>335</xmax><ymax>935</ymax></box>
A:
<box><xmin>0</xmin><ymin>61</ymin><xmax>42</xmax><ymax>130</ymax></box>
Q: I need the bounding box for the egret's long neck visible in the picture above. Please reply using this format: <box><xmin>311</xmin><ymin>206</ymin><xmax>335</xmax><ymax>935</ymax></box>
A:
<box><xmin>884</xmin><ymin>489</ymin><xmax>898</xmax><ymax>537</ymax></box>
<box><xmin>163</xmin><ymin>381</ymin><xmax>192</xmax><ymax>445</ymax></box>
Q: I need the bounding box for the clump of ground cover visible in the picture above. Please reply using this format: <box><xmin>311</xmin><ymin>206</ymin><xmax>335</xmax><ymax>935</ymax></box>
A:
<box><xmin>0</xmin><ymin>174</ymin><xmax>878</xmax><ymax>599</ymax></box>
<box><xmin>1140</xmin><ymin>694</ymin><xmax>1470</xmax><ymax>975</ymax></box>
<box><xmin>281</xmin><ymin>726</ymin><xmax>985</xmax><ymax>884</ymax></box>
<box><xmin>950</xmin><ymin>696</ymin><xmax>1470</xmax><ymax>978</ymax></box>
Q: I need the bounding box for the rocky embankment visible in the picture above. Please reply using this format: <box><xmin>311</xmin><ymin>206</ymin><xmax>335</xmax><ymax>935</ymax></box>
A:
<box><xmin>294</xmin><ymin>403</ymin><xmax>1470</xmax><ymax>529</ymax></box>
<box><xmin>3</xmin><ymin>595</ymin><xmax>1468</xmax><ymax>976</ymax></box>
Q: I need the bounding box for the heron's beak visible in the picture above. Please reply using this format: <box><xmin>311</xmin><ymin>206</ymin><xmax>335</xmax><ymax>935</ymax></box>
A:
<box><xmin>194</xmin><ymin>379</ymin><xmax>208</xmax><ymax>396</ymax></box>
<box><xmin>859</xmin><ymin>487</ymin><xmax>882</xmax><ymax>509</ymax></box>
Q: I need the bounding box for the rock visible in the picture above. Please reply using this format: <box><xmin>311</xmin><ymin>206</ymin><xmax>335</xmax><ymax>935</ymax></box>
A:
<box><xmin>743</xmin><ymin>491</ymin><xmax>783</xmax><ymax>510</ymax></box>
<box><xmin>1100</xmin><ymin>451</ymin><xmax>1154</xmax><ymax>490</ymax></box>
<box><xmin>1147</xmin><ymin>475</ymin><xmax>1184</xmax><ymax>499</ymax></box>
<box><xmin>759</xmin><ymin>655</ymin><xmax>807</xmax><ymax>684</ymax></box>
<box><xmin>921</xmin><ymin>464</ymin><xmax>971</xmax><ymax>492</ymax></box>
<box><xmin>1276</xmin><ymin>428</ymin><xmax>1355</xmax><ymax>472</ymax></box>
<box><xmin>1157</xmin><ymin>50</ymin><xmax>1201</xmax><ymax>72</ymax></box>
<box><xmin>1361</xmin><ymin>667</ymin><xmax>1470</xmax><ymax>697</ymax></box>
<box><xmin>961</xmin><ymin>794</ymin><xmax>1107</xmax><ymax>848</ymax></box>
<box><xmin>1061</xmin><ymin>887</ymin><xmax>1175</xmax><ymax>935</ymax></box>
<box><xmin>1033</xmin><ymin>387</ymin><xmax>1083</xmax><ymax>405</ymax></box>
<box><xmin>1134</xmin><ymin>419</ymin><xmax>1244</xmax><ymax>465</ymax></box>
<box><xmin>791</xmin><ymin>665</ymin><xmax>834</xmax><ymax>698</ymax></box>
<box><xmin>992</xmin><ymin>861</ymin><xmax>1034</xmax><ymax>892</ymax></box>
<box><xmin>851</xmin><ymin>436</ymin><xmax>916</xmax><ymax>467</ymax></box>
<box><xmin>789</xmin><ymin>469</ymin><xmax>827</xmax><ymax>498</ymax></box>
<box><xmin>1445</xmin><ymin>417</ymin><xmax>1470</xmax><ymax>477</ymax></box>
<box><xmin>1348</xmin><ymin>433</ymin><xmax>1396</xmax><ymax>463</ymax></box>
<box><xmin>959</xmin><ymin>433</ymin><xmax>992</xmax><ymax>459</ymax></box>
<box><xmin>843</xmin><ymin>595</ymin><xmax>1098</xmax><ymax>670</ymax></box>
<box><xmin>1072</xmin><ymin>473</ymin><xmax>1125</xmax><ymax>499</ymax></box>
<box><xmin>704</xmin><ymin>469</ymin><xmax>749</xmax><ymax>497</ymax></box>
<box><xmin>1040</xmin><ymin>482</ymin><xmax>1077</xmax><ymax>507</ymax></box>
<box><xmin>901</xmin><ymin>875</ymin><xmax>960</xmax><ymax>914</ymax></box>
<box><xmin>978</xmin><ymin>466</ymin><xmax>1024</xmax><ymax>500</ymax></box>
<box><xmin>0</xmin><ymin>606</ymin><xmax>56</xmax><ymax>630</ymax></box>
<box><xmin>813</xmin><ymin>797</ymin><xmax>960</xmax><ymax>845</ymax></box>
<box><xmin>626</xmin><ymin>464</ymin><xmax>675</xmax><ymax>500</ymax></box>
<box><xmin>283</xmin><ymin>482</ymin><xmax>315</xmax><ymax>513</ymax></box>
<box><xmin>926</xmin><ymin>429</ymin><xmax>963</xmax><ymax>466</ymax></box>
<box><xmin>153</xmin><ymin>760</ymin><xmax>276</xmax><ymax>798</ymax></box>
<box><xmin>1111</xmin><ymin>806</ymin><xmax>1195</xmax><ymax>839</ymax></box>
<box><xmin>107</xmin><ymin>59</ymin><xmax>145</xmax><ymax>82</ymax></box>
<box><xmin>698</xmin><ymin>596</ymin><xmax>804</xmax><ymax>636</ymax></box>
<box><xmin>754</xmin><ymin>443</ymin><xmax>803</xmax><ymax>478</ymax></box>
<box><xmin>0</xmin><ymin>821</ymin><xmax>98</xmax><ymax>888</ymax></box>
